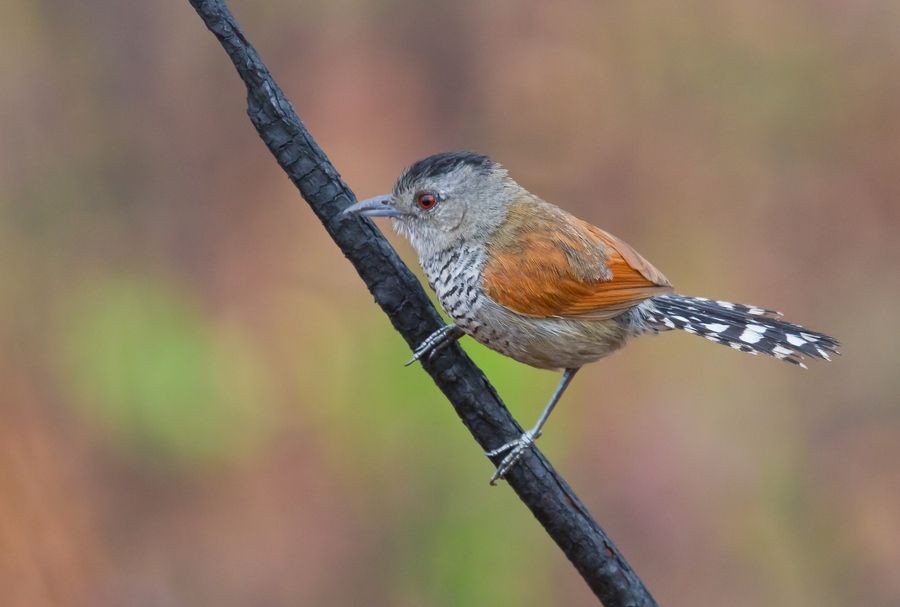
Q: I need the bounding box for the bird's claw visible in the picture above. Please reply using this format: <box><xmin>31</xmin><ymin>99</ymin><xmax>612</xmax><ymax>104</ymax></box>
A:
<box><xmin>404</xmin><ymin>340</ymin><xmax>438</xmax><ymax>367</ymax></box>
<box><xmin>486</xmin><ymin>430</ymin><xmax>539</xmax><ymax>485</ymax></box>
<box><xmin>405</xmin><ymin>324</ymin><xmax>463</xmax><ymax>366</ymax></box>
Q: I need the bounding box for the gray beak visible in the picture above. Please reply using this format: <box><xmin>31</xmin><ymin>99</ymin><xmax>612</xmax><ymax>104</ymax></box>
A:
<box><xmin>343</xmin><ymin>194</ymin><xmax>403</xmax><ymax>218</ymax></box>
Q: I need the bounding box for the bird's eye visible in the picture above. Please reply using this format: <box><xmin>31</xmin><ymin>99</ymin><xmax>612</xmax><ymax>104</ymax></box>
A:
<box><xmin>417</xmin><ymin>192</ymin><xmax>438</xmax><ymax>210</ymax></box>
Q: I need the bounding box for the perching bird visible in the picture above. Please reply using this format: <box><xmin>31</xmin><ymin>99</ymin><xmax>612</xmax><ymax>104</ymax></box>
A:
<box><xmin>344</xmin><ymin>151</ymin><xmax>839</xmax><ymax>484</ymax></box>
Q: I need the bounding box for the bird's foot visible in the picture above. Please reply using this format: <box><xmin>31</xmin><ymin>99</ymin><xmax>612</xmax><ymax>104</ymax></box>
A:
<box><xmin>486</xmin><ymin>430</ymin><xmax>539</xmax><ymax>485</ymax></box>
<box><xmin>405</xmin><ymin>324</ymin><xmax>464</xmax><ymax>366</ymax></box>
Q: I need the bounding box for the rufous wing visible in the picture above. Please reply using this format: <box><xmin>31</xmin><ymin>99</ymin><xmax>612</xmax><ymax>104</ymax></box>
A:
<box><xmin>483</xmin><ymin>197</ymin><xmax>673</xmax><ymax>320</ymax></box>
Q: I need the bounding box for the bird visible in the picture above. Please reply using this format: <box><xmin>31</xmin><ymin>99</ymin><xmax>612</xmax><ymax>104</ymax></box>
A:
<box><xmin>343</xmin><ymin>151</ymin><xmax>839</xmax><ymax>484</ymax></box>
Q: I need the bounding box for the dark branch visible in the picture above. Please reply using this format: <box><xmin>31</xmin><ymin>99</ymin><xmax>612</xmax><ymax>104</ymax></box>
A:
<box><xmin>186</xmin><ymin>2</ymin><xmax>658</xmax><ymax>605</ymax></box>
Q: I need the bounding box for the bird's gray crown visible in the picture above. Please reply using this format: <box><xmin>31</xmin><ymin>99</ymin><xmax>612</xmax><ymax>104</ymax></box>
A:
<box><xmin>394</xmin><ymin>151</ymin><xmax>495</xmax><ymax>195</ymax></box>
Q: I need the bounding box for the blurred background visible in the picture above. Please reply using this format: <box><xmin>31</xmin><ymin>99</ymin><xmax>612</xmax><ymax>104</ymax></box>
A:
<box><xmin>2</xmin><ymin>1</ymin><xmax>899</xmax><ymax>605</ymax></box>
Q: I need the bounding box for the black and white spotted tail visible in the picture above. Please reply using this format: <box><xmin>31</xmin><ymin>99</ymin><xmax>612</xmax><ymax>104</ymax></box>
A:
<box><xmin>645</xmin><ymin>294</ymin><xmax>840</xmax><ymax>367</ymax></box>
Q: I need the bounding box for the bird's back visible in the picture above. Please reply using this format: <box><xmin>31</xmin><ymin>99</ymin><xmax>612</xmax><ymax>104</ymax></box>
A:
<box><xmin>420</xmin><ymin>196</ymin><xmax>661</xmax><ymax>369</ymax></box>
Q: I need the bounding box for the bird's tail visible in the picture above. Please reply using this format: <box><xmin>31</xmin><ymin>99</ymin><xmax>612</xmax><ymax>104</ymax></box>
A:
<box><xmin>645</xmin><ymin>293</ymin><xmax>840</xmax><ymax>367</ymax></box>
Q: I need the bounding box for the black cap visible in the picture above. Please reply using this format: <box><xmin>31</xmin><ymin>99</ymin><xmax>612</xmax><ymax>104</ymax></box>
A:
<box><xmin>395</xmin><ymin>151</ymin><xmax>494</xmax><ymax>192</ymax></box>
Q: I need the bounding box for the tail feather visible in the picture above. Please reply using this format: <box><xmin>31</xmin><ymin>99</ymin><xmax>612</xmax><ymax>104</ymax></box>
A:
<box><xmin>646</xmin><ymin>294</ymin><xmax>840</xmax><ymax>367</ymax></box>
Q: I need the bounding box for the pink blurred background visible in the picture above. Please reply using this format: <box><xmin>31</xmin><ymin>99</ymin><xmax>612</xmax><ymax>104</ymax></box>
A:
<box><xmin>2</xmin><ymin>1</ymin><xmax>899</xmax><ymax>605</ymax></box>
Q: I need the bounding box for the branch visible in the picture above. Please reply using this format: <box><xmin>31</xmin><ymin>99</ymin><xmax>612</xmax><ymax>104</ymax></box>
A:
<box><xmin>186</xmin><ymin>2</ymin><xmax>658</xmax><ymax>605</ymax></box>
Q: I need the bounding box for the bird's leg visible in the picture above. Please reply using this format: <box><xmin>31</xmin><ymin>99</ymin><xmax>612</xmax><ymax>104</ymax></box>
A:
<box><xmin>405</xmin><ymin>323</ymin><xmax>464</xmax><ymax>366</ymax></box>
<box><xmin>486</xmin><ymin>367</ymin><xmax>580</xmax><ymax>485</ymax></box>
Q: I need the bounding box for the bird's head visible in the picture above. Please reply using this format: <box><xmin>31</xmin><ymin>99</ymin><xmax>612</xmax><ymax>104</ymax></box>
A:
<box><xmin>344</xmin><ymin>151</ymin><xmax>520</xmax><ymax>258</ymax></box>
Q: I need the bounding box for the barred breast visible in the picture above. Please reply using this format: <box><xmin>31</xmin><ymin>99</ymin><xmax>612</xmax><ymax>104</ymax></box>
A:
<box><xmin>422</xmin><ymin>246</ymin><xmax>486</xmax><ymax>334</ymax></box>
<box><xmin>421</xmin><ymin>246</ymin><xmax>519</xmax><ymax>356</ymax></box>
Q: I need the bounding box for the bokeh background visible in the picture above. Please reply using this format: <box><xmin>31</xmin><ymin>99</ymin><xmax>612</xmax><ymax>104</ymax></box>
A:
<box><xmin>2</xmin><ymin>1</ymin><xmax>899</xmax><ymax>605</ymax></box>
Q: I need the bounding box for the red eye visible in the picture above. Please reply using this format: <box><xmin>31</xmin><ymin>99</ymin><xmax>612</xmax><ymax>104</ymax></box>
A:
<box><xmin>417</xmin><ymin>192</ymin><xmax>438</xmax><ymax>210</ymax></box>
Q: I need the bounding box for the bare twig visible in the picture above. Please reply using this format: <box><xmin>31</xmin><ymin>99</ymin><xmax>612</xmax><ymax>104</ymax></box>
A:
<box><xmin>186</xmin><ymin>2</ymin><xmax>658</xmax><ymax>604</ymax></box>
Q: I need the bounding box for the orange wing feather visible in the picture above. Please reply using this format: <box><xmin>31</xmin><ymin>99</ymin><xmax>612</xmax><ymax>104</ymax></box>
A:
<box><xmin>483</xmin><ymin>197</ymin><xmax>673</xmax><ymax>320</ymax></box>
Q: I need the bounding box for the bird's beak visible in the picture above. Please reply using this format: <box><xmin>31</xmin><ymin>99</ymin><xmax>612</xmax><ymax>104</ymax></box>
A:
<box><xmin>343</xmin><ymin>194</ymin><xmax>403</xmax><ymax>218</ymax></box>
